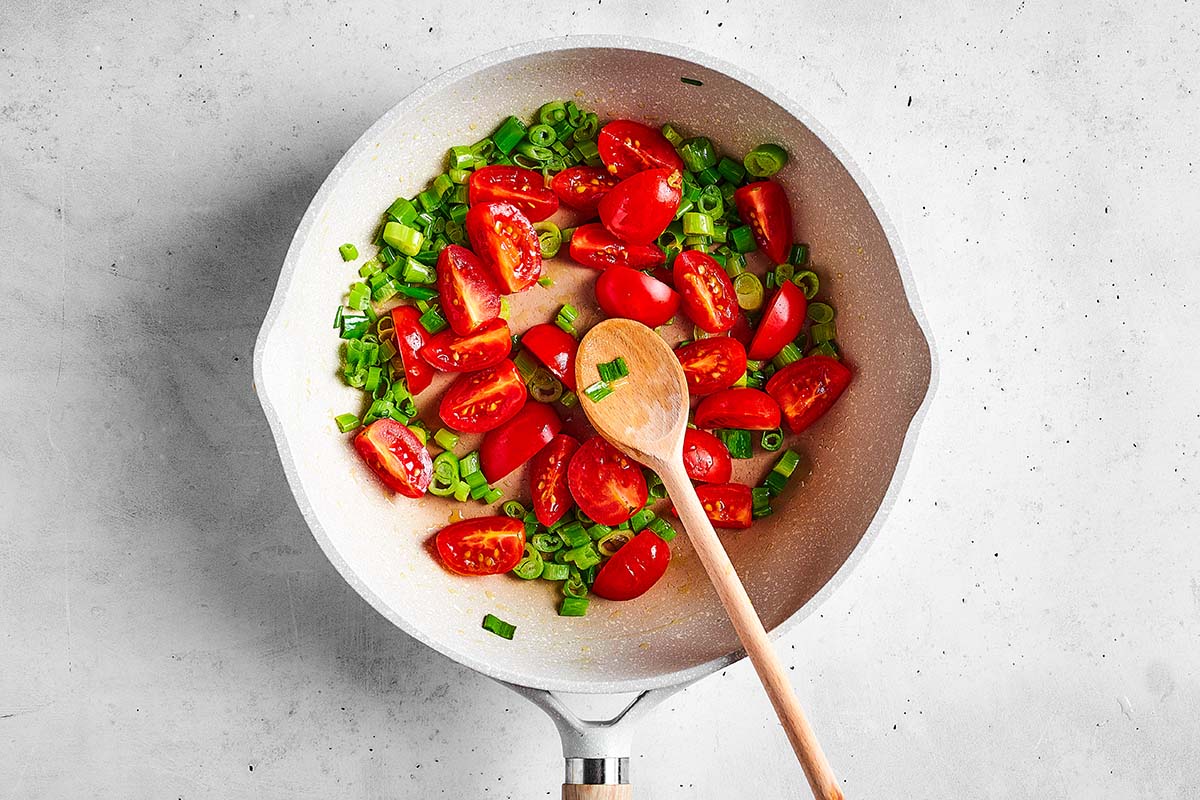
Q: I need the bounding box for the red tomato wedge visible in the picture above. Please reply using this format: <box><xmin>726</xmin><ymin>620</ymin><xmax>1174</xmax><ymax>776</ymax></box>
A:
<box><xmin>419</xmin><ymin>318</ymin><xmax>511</xmax><ymax>373</ymax></box>
<box><xmin>598</xmin><ymin>119</ymin><xmax>684</xmax><ymax>180</ymax></box>
<box><xmin>568</xmin><ymin>223</ymin><xmax>666</xmax><ymax>270</ymax></box>
<box><xmin>591</xmin><ymin>530</ymin><xmax>670</xmax><ymax>601</ymax></box>
<box><xmin>468</xmin><ymin>165</ymin><xmax>558</xmax><ymax>222</ymax></box>
<box><xmin>465</xmin><ymin>202</ymin><xmax>543</xmax><ymax>293</ymax></box>
<box><xmin>567</xmin><ymin>436</ymin><xmax>649</xmax><ymax>526</ymax></box>
<box><xmin>598</xmin><ymin>168</ymin><xmax>682</xmax><ymax>245</ymax></box>
<box><xmin>765</xmin><ymin>356</ymin><xmax>853</xmax><ymax>434</ymax></box>
<box><xmin>551</xmin><ymin>166</ymin><xmax>620</xmax><ymax>214</ymax></box>
<box><xmin>437</xmin><ymin>244</ymin><xmax>501</xmax><ymax>336</ymax></box>
<box><xmin>687</xmin><ymin>483</ymin><xmax>753</xmax><ymax>530</ymax></box>
<box><xmin>529</xmin><ymin>434</ymin><xmax>580</xmax><ymax>527</ymax></box>
<box><xmin>594</xmin><ymin>266</ymin><xmax>680</xmax><ymax>329</ymax></box>
<box><xmin>747</xmin><ymin>279</ymin><xmax>807</xmax><ymax>361</ymax></box>
<box><xmin>673</xmin><ymin>249</ymin><xmax>738</xmax><ymax>334</ymax></box>
<box><xmin>727</xmin><ymin>311</ymin><xmax>754</xmax><ymax>348</ymax></box>
<box><xmin>682</xmin><ymin>428</ymin><xmax>733</xmax><ymax>483</ymax></box>
<box><xmin>675</xmin><ymin>337</ymin><xmax>747</xmax><ymax>396</ymax></box>
<box><xmin>734</xmin><ymin>180</ymin><xmax>794</xmax><ymax>265</ymax></box>
<box><xmin>438</xmin><ymin>359</ymin><xmax>527</xmax><ymax>434</ymax></box>
<box><xmin>390</xmin><ymin>306</ymin><xmax>434</xmax><ymax>394</ymax></box>
<box><xmin>353</xmin><ymin>419</ymin><xmax>433</xmax><ymax>498</ymax></box>
<box><xmin>521</xmin><ymin>323</ymin><xmax>578</xmax><ymax>391</ymax></box>
<box><xmin>694</xmin><ymin>388</ymin><xmax>781</xmax><ymax>431</ymax></box>
<box><xmin>479</xmin><ymin>401</ymin><xmax>563</xmax><ymax>482</ymax></box>
<box><xmin>435</xmin><ymin>516</ymin><xmax>526</xmax><ymax>576</ymax></box>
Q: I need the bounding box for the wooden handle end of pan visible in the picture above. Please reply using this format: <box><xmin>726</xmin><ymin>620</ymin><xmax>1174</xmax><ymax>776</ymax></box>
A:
<box><xmin>563</xmin><ymin>784</ymin><xmax>633</xmax><ymax>800</ymax></box>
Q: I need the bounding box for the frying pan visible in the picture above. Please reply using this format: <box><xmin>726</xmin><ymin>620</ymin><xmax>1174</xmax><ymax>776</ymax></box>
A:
<box><xmin>253</xmin><ymin>36</ymin><xmax>935</xmax><ymax>796</ymax></box>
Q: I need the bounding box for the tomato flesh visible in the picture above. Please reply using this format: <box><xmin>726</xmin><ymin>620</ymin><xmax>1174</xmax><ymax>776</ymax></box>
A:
<box><xmin>693</xmin><ymin>387</ymin><xmax>781</xmax><ymax>431</ymax></box>
<box><xmin>465</xmin><ymin>202</ymin><xmax>543</xmax><ymax>293</ymax></box>
<box><xmin>529</xmin><ymin>434</ymin><xmax>580</xmax><ymax>527</ymax></box>
<box><xmin>675</xmin><ymin>337</ymin><xmax>747</xmax><ymax>397</ymax></box>
<box><xmin>682</xmin><ymin>428</ymin><xmax>733</xmax><ymax>483</ymax></box>
<box><xmin>438</xmin><ymin>359</ymin><xmax>527</xmax><ymax>434</ymax></box>
<box><xmin>468</xmin><ymin>165</ymin><xmax>558</xmax><ymax>222</ymax></box>
<box><xmin>551</xmin><ymin>166</ymin><xmax>619</xmax><ymax>214</ymax></box>
<box><xmin>479</xmin><ymin>401</ymin><xmax>563</xmax><ymax>482</ymax></box>
<box><xmin>353</xmin><ymin>419</ymin><xmax>433</xmax><ymax>498</ymax></box>
<box><xmin>765</xmin><ymin>356</ymin><xmax>853</xmax><ymax>434</ymax></box>
<box><xmin>419</xmin><ymin>318</ymin><xmax>511</xmax><ymax>373</ymax></box>
<box><xmin>733</xmin><ymin>181</ymin><xmax>793</xmax><ymax>265</ymax></box>
<box><xmin>594</xmin><ymin>266</ymin><xmax>680</xmax><ymax>329</ymax></box>
<box><xmin>598</xmin><ymin>168</ymin><xmax>682</xmax><ymax>245</ymax></box>
<box><xmin>747</xmin><ymin>279</ymin><xmax>807</xmax><ymax>361</ymax></box>
<box><xmin>691</xmin><ymin>483</ymin><xmax>753</xmax><ymax>529</ymax></box>
<box><xmin>591</xmin><ymin>530</ymin><xmax>670</xmax><ymax>601</ymax></box>
<box><xmin>568</xmin><ymin>223</ymin><xmax>666</xmax><ymax>270</ymax></box>
<box><xmin>435</xmin><ymin>516</ymin><xmax>526</xmax><ymax>576</ymax></box>
<box><xmin>598</xmin><ymin>119</ymin><xmax>683</xmax><ymax>180</ymax></box>
<box><xmin>521</xmin><ymin>322</ymin><xmax>578</xmax><ymax>392</ymax></box>
<box><xmin>567</xmin><ymin>436</ymin><xmax>649</xmax><ymax>526</ymax></box>
<box><xmin>390</xmin><ymin>306</ymin><xmax>434</xmax><ymax>394</ymax></box>
<box><xmin>437</xmin><ymin>244</ymin><xmax>501</xmax><ymax>336</ymax></box>
<box><xmin>673</xmin><ymin>249</ymin><xmax>738</xmax><ymax>334</ymax></box>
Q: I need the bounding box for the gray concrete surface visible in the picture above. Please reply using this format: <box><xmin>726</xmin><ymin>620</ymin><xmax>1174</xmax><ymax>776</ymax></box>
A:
<box><xmin>2</xmin><ymin>2</ymin><xmax>1198</xmax><ymax>798</ymax></box>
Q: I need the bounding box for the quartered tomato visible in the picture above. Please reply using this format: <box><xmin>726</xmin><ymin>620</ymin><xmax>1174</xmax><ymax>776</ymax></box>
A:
<box><xmin>529</xmin><ymin>434</ymin><xmax>580</xmax><ymax>527</ymax></box>
<box><xmin>598</xmin><ymin>119</ymin><xmax>683</xmax><ymax>180</ymax></box>
<box><xmin>521</xmin><ymin>323</ymin><xmax>578</xmax><ymax>391</ymax></box>
<box><xmin>479</xmin><ymin>401</ymin><xmax>562</xmax><ymax>482</ymax></box>
<box><xmin>438</xmin><ymin>359</ymin><xmax>527</xmax><ymax>434</ymax></box>
<box><xmin>567</xmin><ymin>436</ymin><xmax>649</xmax><ymax>526</ymax></box>
<box><xmin>468</xmin><ymin>165</ymin><xmax>558</xmax><ymax>222</ymax></box>
<box><xmin>437</xmin><ymin>244</ymin><xmax>501</xmax><ymax>336</ymax></box>
<box><xmin>747</xmin><ymin>279</ymin><xmax>807</xmax><ymax>361</ymax></box>
<box><xmin>693</xmin><ymin>387</ymin><xmax>781</xmax><ymax>431</ymax></box>
<box><xmin>568</xmin><ymin>223</ymin><xmax>666</xmax><ymax>270</ymax></box>
<box><xmin>675</xmin><ymin>337</ymin><xmax>747</xmax><ymax>396</ymax></box>
<box><xmin>353</xmin><ymin>419</ymin><xmax>433</xmax><ymax>498</ymax></box>
<box><xmin>598</xmin><ymin>168</ymin><xmax>682</xmax><ymax>245</ymax></box>
<box><xmin>591</xmin><ymin>530</ymin><xmax>670</xmax><ymax>601</ymax></box>
<box><xmin>390</xmin><ymin>306</ymin><xmax>434</xmax><ymax>394</ymax></box>
<box><xmin>435</xmin><ymin>516</ymin><xmax>526</xmax><ymax>576</ymax></box>
<box><xmin>594</xmin><ymin>266</ymin><xmax>680</xmax><ymax>329</ymax></box>
<box><xmin>682</xmin><ymin>427</ymin><xmax>733</xmax><ymax>483</ymax></box>
<box><xmin>692</xmin><ymin>483</ymin><xmax>753</xmax><ymax>529</ymax></box>
<box><xmin>419</xmin><ymin>318</ymin><xmax>511</xmax><ymax>373</ymax></box>
<box><xmin>733</xmin><ymin>180</ymin><xmax>794</xmax><ymax>265</ymax></box>
<box><xmin>465</xmin><ymin>201</ymin><xmax>543</xmax><ymax>293</ymax></box>
<box><xmin>673</xmin><ymin>249</ymin><xmax>738</xmax><ymax>334</ymax></box>
<box><xmin>765</xmin><ymin>356</ymin><xmax>853</xmax><ymax>434</ymax></box>
<box><xmin>550</xmin><ymin>166</ymin><xmax>620</xmax><ymax>214</ymax></box>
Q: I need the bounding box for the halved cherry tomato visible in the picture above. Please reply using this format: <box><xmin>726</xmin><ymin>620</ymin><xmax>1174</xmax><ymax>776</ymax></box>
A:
<box><xmin>438</xmin><ymin>359</ymin><xmax>527</xmax><ymax>433</ymax></box>
<box><xmin>353</xmin><ymin>419</ymin><xmax>433</xmax><ymax>498</ymax></box>
<box><xmin>690</xmin><ymin>483</ymin><xmax>753</xmax><ymax>529</ymax></box>
<box><xmin>594</xmin><ymin>266</ymin><xmax>680</xmax><ymax>329</ymax></box>
<box><xmin>419</xmin><ymin>318</ymin><xmax>511</xmax><ymax>373</ymax></box>
<box><xmin>468</xmin><ymin>165</ymin><xmax>558</xmax><ymax>222</ymax></box>
<box><xmin>529</xmin><ymin>434</ymin><xmax>580</xmax><ymax>527</ymax></box>
<box><xmin>591</xmin><ymin>530</ymin><xmax>670</xmax><ymax>601</ymax></box>
<box><xmin>551</xmin><ymin>166</ymin><xmax>620</xmax><ymax>214</ymax></box>
<box><xmin>521</xmin><ymin>323</ymin><xmax>578</xmax><ymax>392</ymax></box>
<box><xmin>437</xmin><ymin>244</ymin><xmax>501</xmax><ymax>336</ymax></box>
<box><xmin>747</xmin><ymin>279</ymin><xmax>807</xmax><ymax>361</ymax></box>
<box><xmin>733</xmin><ymin>181</ymin><xmax>793</xmax><ymax>265</ymax></box>
<box><xmin>568</xmin><ymin>223</ymin><xmax>666</xmax><ymax>270</ymax></box>
<box><xmin>675</xmin><ymin>337</ymin><xmax>747</xmax><ymax>397</ymax></box>
<box><xmin>765</xmin><ymin>356</ymin><xmax>853</xmax><ymax>434</ymax></box>
<box><xmin>694</xmin><ymin>388</ymin><xmax>781</xmax><ymax>431</ymax></box>
<box><xmin>435</xmin><ymin>516</ymin><xmax>526</xmax><ymax>576</ymax></box>
<box><xmin>390</xmin><ymin>306</ymin><xmax>434</xmax><ymax>394</ymax></box>
<box><xmin>567</xmin><ymin>436</ymin><xmax>649</xmax><ymax>526</ymax></box>
<box><xmin>479</xmin><ymin>401</ymin><xmax>562</xmax><ymax>482</ymax></box>
<box><xmin>682</xmin><ymin>428</ymin><xmax>733</xmax><ymax>483</ymax></box>
<box><xmin>597</xmin><ymin>119</ymin><xmax>684</xmax><ymax>180</ymax></box>
<box><xmin>465</xmin><ymin>202</ymin><xmax>543</xmax><ymax>293</ymax></box>
<box><xmin>598</xmin><ymin>168</ymin><xmax>682</xmax><ymax>245</ymax></box>
<box><xmin>727</xmin><ymin>311</ymin><xmax>754</xmax><ymax>348</ymax></box>
<box><xmin>673</xmin><ymin>249</ymin><xmax>738</xmax><ymax>334</ymax></box>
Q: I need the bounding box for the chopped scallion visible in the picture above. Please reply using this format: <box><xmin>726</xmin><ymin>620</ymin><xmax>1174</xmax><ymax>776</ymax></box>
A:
<box><xmin>334</xmin><ymin>413</ymin><xmax>360</xmax><ymax>433</ymax></box>
<box><xmin>582</xmin><ymin>380</ymin><xmax>613</xmax><ymax>403</ymax></box>
<box><xmin>338</xmin><ymin>243</ymin><xmax>358</xmax><ymax>261</ymax></box>
<box><xmin>558</xmin><ymin>596</ymin><xmax>589</xmax><ymax>617</ymax></box>
<box><xmin>482</xmin><ymin>613</ymin><xmax>516</xmax><ymax>639</ymax></box>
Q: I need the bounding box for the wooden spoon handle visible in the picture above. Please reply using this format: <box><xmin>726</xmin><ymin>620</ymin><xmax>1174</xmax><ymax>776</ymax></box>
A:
<box><xmin>660</xmin><ymin>464</ymin><xmax>844</xmax><ymax>800</ymax></box>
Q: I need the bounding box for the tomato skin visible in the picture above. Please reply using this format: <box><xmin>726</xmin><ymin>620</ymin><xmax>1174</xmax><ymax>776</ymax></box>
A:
<box><xmin>594</xmin><ymin>266</ymin><xmax>681</xmax><ymax>329</ymax></box>
<box><xmin>521</xmin><ymin>323</ymin><xmax>578</xmax><ymax>392</ymax></box>
<box><xmin>733</xmin><ymin>181</ymin><xmax>794</xmax><ymax>265</ymax></box>
<box><xmin>529</xmin><ymin>434</ymin><xmax>580</xmax><ymax>527</ymax></box>
<box><xmin>694</xmin><ymin>387</ymin><xmax>782</xmax><ymax>431</ymax></box>
<box><xmin>682</xmin><ymin>428</ymin><xmax>733</xmax><ymax>483</ymax></box>
<box><xmin>353</xmin><ymin>419</ymin><xmax>433</xmax><ymax>498</ymax></box>
<box><xmin>747</xmin><ymin>279</ymin><xmax>807</xmax><ymax>361</ymax></box>
<box><xmin>437</xmin><ymin>244</ymin><xmax>501</xmax><ymax>336</ymax></box>
<box><xmin>465</xmin><ymin>202</ymin><xmax>543</xmax><ymax>293</ymax></box>
<box><xmin>390</xmin><ymin>306</ymin><xmax>434</xmax><ymax>394</ymax></box>
<box><xmin>435</xmin><ymin>516</ymin><xmax>526</xmax><ymax>576</ymax></box>
<box><xmin>765</xmin><ymin>356</ymin><xmax>853</xmax><ymax>434</ymax></box>
<box><xmin>468</xmin><ymin>165</ymin><xmax>558</xmax><ymax>222</ymax></box>
<box><xmin>568</xmin><ymin>436</ymin><xmax>649</xmax><ymax>526</ymax></box>
<box><xmin>479</xmin><ymin>402</ymin><xmax>563</xmax><ymax>482</ymax></box>
<box><xmin>691</xmin><ymin>483</ymin><xmax>753</xmax><ymax>529</ymax></box>
<box><xmin>568</xmin><ymin>223</ymin><xmax>666</xmax><ymax>270</ymax></box>
<box><xmin>591</xmin><ymin>530</ymin><xmax>670</xmax><ymax>601</ymax></box>
<box><xmin>598</xmin><ymin>120</ymin><xmax>684</xmax><ymax>180</ymax></box>
<box><xmin>598</xmin><ymin>168</ymin><xmax>682</xmax><ymax>245</ymax></box>
<box><xmin>551</xmin><ymin>166</ymin><xmax>620</xmax><ymax>214</ymax></box>
<box><xmin>675</xmin><ymin>337</ymin><xmax>747</xmax><ymax>397</ymax></box>
<box><xmin>673</xmin><ymin>249</ymin><xmax>738</xmax><ymax>334</ymax></box>
<box><xmin>419</xmin><ymin>318</ymin><xmax>512</xmax><ymax>373</ymax></box>
<box><xmin>438</xmin><ymin>359</ymin><xmax>527</xmax><ymax>434</ymax></box>
<box><xmin>727</xmin><ymin>311</ymin><xmax>754</xmax><ymax>348</ymax></box>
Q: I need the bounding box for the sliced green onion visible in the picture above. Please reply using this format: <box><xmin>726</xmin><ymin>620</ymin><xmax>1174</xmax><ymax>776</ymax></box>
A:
<box><xmin>340</xmin><ymin>312</ymin><xmax>371</xmax><ymax>340</ymax></box>
<box><xmin>751</xmin><ymin>486</ymin><xmax>774</xmax><ymax>519</ymax></box>
<box><xmin>428</xmin><ymin>451</ymin><xmax>460</xmax><ymax>497</ymax></box>
<box><xmin>433</xmin><ymin>428</ymin><xmax>459</xmax><ymax>452</ymax></box>
<box><xmin>358</xmin><ymin>257</ymin><xmax>382</xmax><ymax>278</ymax></box>
<box><xmin>583</xmin><ymin>380</ymin><xmax>613</xmax><ymax>403</ymax></box>
<box><xmin>452</xmin><ymin>482</ymin><xmax>470</xmax><ymax>502</ymax></box>
<box><xmin>492</xmin><ymin>115</ymin><xmax>527</xmax><ymax>155</ymax></box>
<box><xmin>729</xmin><ymin>225</ymin><xmax>757</xmax><ymax>253</ymax></box>
<box><xmin>555</xmin><ymin>315</ymin><xmax>577</xmax><ymax>337</ymax></box>
<box><xmin>808</xmin><ymin>302</ymin><xmax>835</xmax><ymax>324</ymax></box>
<box><xmin>587</xmin><ymin>523</ymin><xmax>613</xmax><ymax>542</ymax></box>
<box><xmin>501</xmin><ymin>500</ymin><xmax>526</xmax><ymax>518</ymax></box>
<box><xmin>558</xmin><ymin>596</ymin><xmax>589</xmax><ymax>617</ymax></box>
<box><xmin>382</xmin><ymin>221</ymin><xmax>424</xmax><ymax>256</ymax></box>
<box><xmin>810</xmin><ymin>320</ymin><xmax>837</xmax><ymax>343</ymax></box>
<box><xmin>680</xmin><ymin>76</ymin><xmax>704</xmax><ymax>86</ymax></box>
<box><xmin>334</xmin><ymin>413</ymin><xmax>360</xmax><ymax>433</ymax></box>
<box><xmin>528</xmin><ymin>123</ymin><xmax>557</xmax><ymax>147</ymax></box>
<box><xmin>535</xmin><ymin>221</ymin><xmax>562</xmax><ymax>258</ymax></box>
<box><xmin>733</xmin><ymin>272</ymin><xmax>764</xmax><ymax>311</ymax></box>
<box><xmin>682</xmin><ymin>211</ymin><xmax>714</xmax><ymax>237</ymax></box>
<box><xmin>774</xmin><ymin>449</ymin><xmax>801</xmax><ymax>478</ymax></box>
<box><xmin>418</xmin><ymin>306</ymin><xmax>448</xmax><ymax>334</ymax></box>
<box><xmin>541</xmin><ymin>562</ymin><xmax>569</xmax><ymax>581</ymax></box>
<box><xmin>557</xmin><ymin>303</ymin><xmax>579</xmax><ymax>323</ymax></box>
<box><xmin>661</xmin><ymin>123</ymin><xmax>684</xmax><ymax>147</ymax></box>
<box><xmin>529</xmin><ymin>367</ymin><xmax>564</xmax><ymax>403</ymax></box>
<box><xmin>347</xmin><ymin>282</ymin><xmax>371</xmax><ymax>310</ymax></box>
<box><xmin>482</xmin><ymin>486</ymin><xmax>503</xmax><ymax>504</ymax></box>
<box><xmin>789</xmin><ymin>243</ymin><xmax>810</xmax><ymax>266</ymax></box>
<box><xmin>563</xmin><ymin>543</ymin><xmax>601</xmax><ymax>570</ymax></box>
<box><xmin>512</xmin><ymin>544</ymin><xmax>544</xmax><ymax>580</ymax></box>
<box><xmin>596</xmin><ymin>529</ymin><xmax>633</xmax><ymax>557</ymax></box>
<box><xmin>646</xmin><ymin>516</ymin><xmax>677</xmax><ymax>542</ymax></box>
<box><xmin>531</xmin><ymin>532</ymin><xmax>564</xmax><ymax>553</ymax></box>
<box><xmin>772</xmin><ymin>342</ymin><xmax>804</xmax><ymax>369</ymax></box>
<box><xmin>646</xmin><ymin>472</ymin><xmax>667</xmax><ymax>500</ymax></box>
<box><xmin>774</xmin><ymin>263</ymin><xmax>795</xmax><ymax>284</ymax></box>
<box><xmin>403</xmin><ymin>257</ymin><xmax>436</xmax><ymax>284</ymax></box>
<box><xmin>761</xmin><ymin>428</ymin><xmax>784</xmax><ymax>452</ymax></box>
<box><xmin>716</xmin><ymin>428</ymin><xmax>753</xmax><ymax>459</ymax></box>
<box><xmin>808</xmin><ymin>341</ymin><xmax>840</xmax><ymax>359</ymax></box>
<box><xmin>482</xmin><ymin>613</ymin><xmax>516</xmax><ymax>639</ymax></box>
<box><xmin>339</xmin><ymin>243</ymin><xmax>359</xmax><ymax>261</ymax></box>
<box><xmin>697</xmin><ymin>185</ymin><xmax>724</xmax><ymax>217</ymax></box>
<box><xmin>629</xmin><ymin>507</ymin><xmax>655</xmax><ymax>532</ymax></box>
<box><xmin>717</xmin><ymin>156</ymin><xmax>747</xmax><ymax>184</ymax></box>
<box><xmin>559</xmin><ymin>521</ymin><xmax>590</xmax><ymax>549</ymax></box>
<box><xmin>679</xmin><ymin>137</ymin><xmax>717</xmax><ymax>172</ymax></box>
<box><xmin>743</xmin><ymin>143</ymin><xmax>788</xmax><ymax>177</ymax></box>
<box><xmin>596</xmin><ymin>357</ymin><xmax>629</xmax><ymax>383</ymax></box>
<box><xmin>539</xmin><ymin>100</ymin><xmax>567</xmax><ymax>126</ymax></box>
<box><xmin>763</xmin><ymin>469</ymin><xmax>788</xmax><ymax>497</ymax></box>
<box><xmin>789</xmin><ymin>269</ymin><xmax>817</xmax><ymax>299</ymax></box>
<box><xmin>559</xmin><ymin>390</ymin><xmax>578</xmax><ymax>408</ymax></box>
<box><xmin>459</xmin><ymin>450</ymin><xmax>482</xmax><ymax>479</ymax></box>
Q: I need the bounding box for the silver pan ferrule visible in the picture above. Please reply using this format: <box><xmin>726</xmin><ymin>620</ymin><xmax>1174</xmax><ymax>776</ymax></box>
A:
<box><xmin>564</xmin><ymin>756</ymin><xmax>629</xmax><ymax>785</ymax></box>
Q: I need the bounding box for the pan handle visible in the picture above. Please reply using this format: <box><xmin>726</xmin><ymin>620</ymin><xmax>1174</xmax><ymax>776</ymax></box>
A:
<box><xmin>562</xmin><ymin>784</ymin><xmax>633</xmax><ymax>800</ymax></box>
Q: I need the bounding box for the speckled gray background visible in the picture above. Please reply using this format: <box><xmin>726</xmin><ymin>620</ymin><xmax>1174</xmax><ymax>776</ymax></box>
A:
<box><xmin>2</xmin><ymin>2</ymin><xmax>1198</xmax><ymax>798</ymax></box>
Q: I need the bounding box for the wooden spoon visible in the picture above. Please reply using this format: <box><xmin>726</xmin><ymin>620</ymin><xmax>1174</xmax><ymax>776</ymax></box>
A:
<box><xmin>575</xmin><ymin>318</ymin><xmax>844</xmax><ymax>800</ymax></box>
